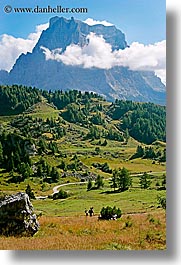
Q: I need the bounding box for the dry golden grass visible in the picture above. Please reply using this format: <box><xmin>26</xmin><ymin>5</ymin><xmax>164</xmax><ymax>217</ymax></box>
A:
<box><xmin>0</xmin><ymin>210</ymin><xmax>166</xmax><ymax>250</ymax></box>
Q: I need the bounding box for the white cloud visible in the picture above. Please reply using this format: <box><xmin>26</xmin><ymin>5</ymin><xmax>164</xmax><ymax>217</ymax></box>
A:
<box><xmin>0</xmin><ymin>22</ymin><xmax>49</xmax><ymax>71</ymax></box>
<box><xmin>84</xmin><ymin>18</ymin><xmax>113</xmax><ymax>27</ymax></box>
<box><xmin>28</xmin><ymin>23</ymin><xmax>49</xmax><ymax>41</ymax></box>
<box><xmin>155</xmin><ymin>69</ymin><xmax>166</xmax><ymax>85</ymax></box>
<box><xmin>41</xmin><ymin>33</ymin><xmax>115</xmax><ymax>69</ymax></box>
<box><xmin>113</xmin><ymin>40</ymin><xmax>166</xmax><ymax>84</ymax></box>
<box><xmin>41</xmin><ymin>33</ymin><xmax>166</xmax><ymax>84</ymax></box>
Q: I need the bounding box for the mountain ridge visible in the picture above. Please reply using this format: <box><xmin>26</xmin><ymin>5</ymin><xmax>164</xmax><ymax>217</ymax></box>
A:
<box><xmin>0</xmin><ymin>16</ymin><xmax>166</xmax><ymax>105</ymax></box>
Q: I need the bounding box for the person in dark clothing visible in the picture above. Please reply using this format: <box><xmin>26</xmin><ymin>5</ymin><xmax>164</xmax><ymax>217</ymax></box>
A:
<box><xmin>88</xmin><ymin>207</ymin><xmax>94</xmax><ymax>217</ymax></box>
<box><xmin>85</xmin><ymin>208</ymin><xmax>88</xmax><ymax>216</ymax></box>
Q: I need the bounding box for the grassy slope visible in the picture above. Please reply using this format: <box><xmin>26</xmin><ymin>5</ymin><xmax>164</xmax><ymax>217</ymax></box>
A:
<box><xmin>32</xmin><ymin>181</ymin><xmax>166</xmax><ymax>217</ymax></box>
<box><xmin>0</xmin><ymin>101</ymin><xmax>166</xmax><ymax>250</ymax></box>
<box><xmin>0</xmin><ymin>211</ymin><xmax>166</xmax><ymax>250</ymax></box>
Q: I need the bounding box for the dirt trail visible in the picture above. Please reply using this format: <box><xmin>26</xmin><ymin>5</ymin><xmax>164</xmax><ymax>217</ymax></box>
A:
<box><xmin>52</xmin><ymin>181</ymin><xmax>85</xmax><ymax>194</ymax></box>
<box><xmin>36</xmin><ymin>170</ymin><xmax>166</xmax><ymax>200</ymax></box>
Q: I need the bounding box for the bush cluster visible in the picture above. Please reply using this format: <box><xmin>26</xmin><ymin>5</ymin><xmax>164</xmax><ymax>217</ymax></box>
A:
<box><xmin>100</xmin><ymin>206</ymin><xmax>122</xmax><ymax>220</ymax></box>
<box><xmin>53</xmin><ymin>189</ymin><xmax>69</xmax><ymax>200</ymax></box>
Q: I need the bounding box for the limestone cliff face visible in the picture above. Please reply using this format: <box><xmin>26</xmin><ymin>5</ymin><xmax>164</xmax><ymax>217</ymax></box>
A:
<box><xmin>33</xmin><ymin>16</ymin><xmax>128</xmax><ymax>52</ymax></box>
<box><xmin>0</xmin><ymin>17</ymin><xmax>166</xmax><ymax>105</ymax></box>
<box><xmin>0</xmin><ymin>192</ymin><xmax>39</xmax><ymax>236</ymax></box>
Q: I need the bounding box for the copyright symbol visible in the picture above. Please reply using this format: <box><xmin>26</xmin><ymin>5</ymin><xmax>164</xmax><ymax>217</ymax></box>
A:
<box><xmin>4</xmin><ymin>5</ymin><xmax>12</xmax><ymax>13</ymax></box>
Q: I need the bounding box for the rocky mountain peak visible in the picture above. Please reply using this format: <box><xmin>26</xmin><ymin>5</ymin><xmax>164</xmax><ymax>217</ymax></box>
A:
<box><xmin>0</xmin><ymin>16</ymin><xmax>166</xmax><ymax>105</ymax></box>
<box><xmin>33</xmin><ymin>16</ymin><xmax>128</xmax><ymax>53</ymax></box>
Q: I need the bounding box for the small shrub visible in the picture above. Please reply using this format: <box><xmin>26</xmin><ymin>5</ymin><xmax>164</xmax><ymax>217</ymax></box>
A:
<box><xmin>53</xmin><ymin>189</ymin><xmax>69</xmax><ymax>200</ymax></box>
<box><xmin>80</xmin><ymin>178</ymin><xmax>85</xmax><ymax>182</ymax></box>
<box><xmin>157</xmin><ymin>195</ymin><xmax>166</xmax><ymax>210</ymax></box>
<box><xmin>155</xmin><ymin>181</ymin><xmax>160</xmax><ymax>187</ymax></box>
<box><xmin>149</xmin><ymin>217</ymin><xmax>155</xmax><ymax>224</ymax></box>
<box><xmin>145</xmin><ymin>231</ymin><xmax>155</xmax><ymax>242</ymax></box>
<box><xmin>125</xmin><ymin>220</ymin><xmax>132</xmax><ymax>228</ymax></box>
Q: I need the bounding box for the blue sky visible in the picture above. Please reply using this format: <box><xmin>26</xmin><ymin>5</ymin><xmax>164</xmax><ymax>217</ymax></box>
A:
<box><xmin>0</xmin><ymin>0</ymin><xmax>166</xmax><ymax>45</ymax></box>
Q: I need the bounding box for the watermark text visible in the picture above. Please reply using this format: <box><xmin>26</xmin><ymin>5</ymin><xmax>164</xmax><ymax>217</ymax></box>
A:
<box><xmin>4</xmin><ymin>5</ymin><xmax>88</xmax><ymax>14</ymax></box>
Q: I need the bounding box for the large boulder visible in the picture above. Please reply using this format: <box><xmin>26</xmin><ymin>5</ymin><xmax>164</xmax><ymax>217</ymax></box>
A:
<box><xmin>0</xmin><ymin>192</ymin><xmax>39</xmax><ymax>236</ymax></box>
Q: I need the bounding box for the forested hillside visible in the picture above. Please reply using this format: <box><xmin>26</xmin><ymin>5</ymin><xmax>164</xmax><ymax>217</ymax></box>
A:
<box><xmin>0</xmin><ymin>85</ymin><xmax>166</xmax><ymax>145</ymax></box>
<box><xmin>0</xmin><ymin>85</ymin><xmax>41</xmax><ymax>115</ymax></box>
<box><xmin>107</xmin><ymin>100</ymin><xmax>166</xmax><ymax>144</ymax></box>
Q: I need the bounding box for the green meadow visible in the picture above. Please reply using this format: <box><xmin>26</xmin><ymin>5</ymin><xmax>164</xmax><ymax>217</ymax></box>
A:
<box><xmin>0</xmin><ymin>87</ymin><xmax>166</xmax><ymax>250</ymax></box>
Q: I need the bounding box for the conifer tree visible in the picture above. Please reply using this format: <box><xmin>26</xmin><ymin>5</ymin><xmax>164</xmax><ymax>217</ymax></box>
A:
<box><xmin>95</xmin><ymin>175</ymin><xmax>104</xmax><ymax>189</ymax></box>
<box><xmin>25</xmin><ymin>184</ymin><xmax>35</xmax><ymax>199</ymax></box>
<box><xmin>87</xmin><ymin>179</ymin><xmax>93</xmax><ymax>191</ymax></box>
<box><xmin>139</xmin><ymin>172</ymin><xmax>151</xmax><ymax>189</ymax></box>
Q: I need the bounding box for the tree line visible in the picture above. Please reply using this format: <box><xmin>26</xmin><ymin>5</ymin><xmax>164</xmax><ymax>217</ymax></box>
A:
<box><xmin>0</xmin><ymin>85</ymin><xmax>166</xmax><ymax>146</ymax></box>
<box><xmin>108</xmin><ymin>99</ymin><xmax>166</xmax><ymax>144</ymax></box>
<box><xmin>131</xmin><ymin>145</ymin><xmax>166</xmax><ymax>162</ymax></box>
<box><xmin>0</xmin><ymin>85</ymin><xmax>41</xmax><ymax>115</ymax></box>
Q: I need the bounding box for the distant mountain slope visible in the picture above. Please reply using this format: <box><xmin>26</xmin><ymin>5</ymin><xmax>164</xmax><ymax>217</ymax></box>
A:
<box><xmin>0</xmin><ymin>17</ymin><xmax>166</xmax><ymax>105</ymax></box>
<box><xmin>0</xmin><ymin>85</ymin><xmax>166</xmax><ymax>145</ymax></box>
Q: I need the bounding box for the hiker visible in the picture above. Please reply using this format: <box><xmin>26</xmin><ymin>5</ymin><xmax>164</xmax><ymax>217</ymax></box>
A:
<box><xmin>85</xmin><ymin>208</ymin><xmax>88</xmax><ymax>216</ymax></box>
<box><xmin>88</xmin><ymin>207</ymin><xmax>94</xmax><ymax>217</ymax></box>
